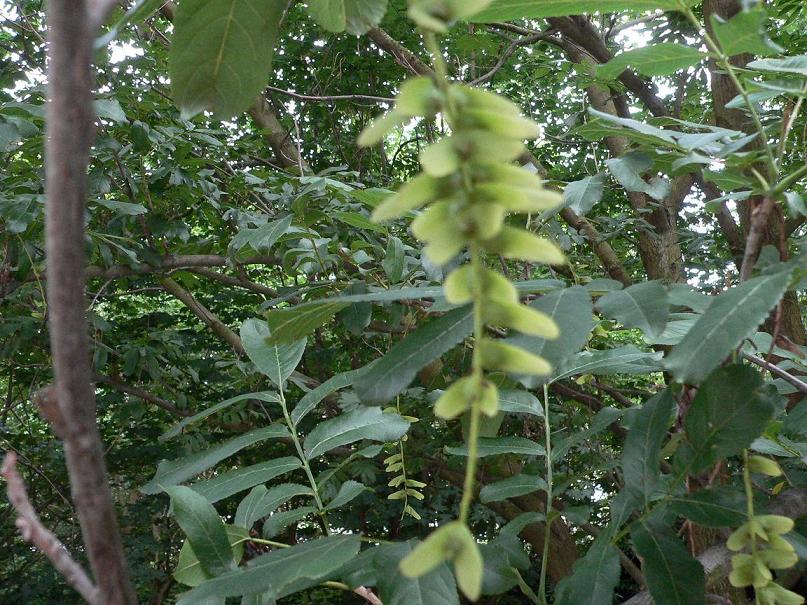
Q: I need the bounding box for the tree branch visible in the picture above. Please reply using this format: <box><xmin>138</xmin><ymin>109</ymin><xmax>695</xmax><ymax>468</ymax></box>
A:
<box><xmin>43</xmin><ymin>2</ymin><xmax>137</xmax><ymax>602</ymax></box>
<box><xmin>2</xmin><ymin>452</ymin><xmax>99</xmax><ymax>604</ymax></box>
<box><xmin>367</xmin><ymin>27</ymin><xmax>435</xmax><ymax>77</ymax></box>
<box><xmin>93</xmin><ymin>374</ymin><xmax>190</xmax><ymax>416</ymax></box>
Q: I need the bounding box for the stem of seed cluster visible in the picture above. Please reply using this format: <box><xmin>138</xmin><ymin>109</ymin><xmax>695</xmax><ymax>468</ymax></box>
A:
<box><xmin>742</xmin><ymin>449</ymin><xmax>761</xmax><ymax>605</ymax></box>
<box><xmin>538</xmin><ymin>384</ymin><xmax>554</xmax><ymax>605</ymax></box>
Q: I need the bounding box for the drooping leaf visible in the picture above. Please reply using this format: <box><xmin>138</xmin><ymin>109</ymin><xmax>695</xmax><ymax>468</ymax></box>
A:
<box><xmin>747</xmin><ymin>55</ymin><xmax>807</xmax><ymax>77</ymax></box>
<box><xmin>497</xmin><ymin>389</ymin><xmax>544</xmax><ymax>417</ymax></box>
<box><xmin>554</xmin><ymin>345</ymin><xmax>663</xmax><ymax>382</ymax></box>
<box><xmin>563</xmin><ymin>175</ymin><xmax>605</xmax><ymax>216</ymax></box>
<box><xmin>631</xmin><ymin>520</ymin><xmax>705</xmax><ymax>605</ymax></box>
<box><xmin>507</xmin><ymin>286</ymin><xmax>594</xmax><ymax>388</ymax></box>
<box><xmin>142</xmin><ymin>426</ymin><xmax>290</xmax><ymax>494</ymax></box>
<box><xmin>175</xmin><ymin>525</ymin><xmax>248</xmax><ymax>587</ymax></box>
<box><xmin>479</xmin><ymin>474</ymin><xmax>547</xmax><ymax>503</ymax></box>
<box><xmin>262</xmin><ymin>507</ymin><xmax>318</xmax><ymax>539</ymax></box>
<box><xmin>263</xmin><ymin>302</ymin><xmax>348</xmax><ymax>345</ymax></box>
<box><xmin>596</xmin><ymin>281</ymin><xmax>669</xmax><ymax>338</ymax></box>
<box><xmin>606</xmin><ymin>152</ymin><xmax>670</xmax><ymax>201</ymax></box>
<box><xmin>621</xmin><ymin>390</ymin><xmax>674</xmax><ymax>507</ymax></box>
<box><xmin>354</xmin><ymin>306</ymin><xmax>474</xmax><ymax>404</ymax></box>
<box><xmin>177</xmin><ymin>536</ymin><xmax>361</xmax><ymax>604</ymax></box>
<box><xmin>711</xmin><ymin>7</ymin><xmax>783</xmax><ymax>57</ymax></box>
<box><xmin>667</xmin><ymin>488</ymin><xmax>747</xmax><ymax>527</ymax></box>
<box><xmin>480</xmin><ymin>535</ymin><xmax>530</xmax><ymax>596</ymax></box>
<box><xmin>445</xmin><ymin>436</ymin><xmax>545</xmax><ymax>458</ymax></box>
<box><xmin>555</xmin><ymin>534</ymin><xmax>621</xmax><ymax>605</ymax></box>
<box><xmin>291</xmin><ymin>368</ymin><xmax>366</xmax><ymax>425</ymax></box>
<box><xmin>469</xmin><ymin>0</ymin><xmax>696</xmax><ymax>21</ymax></box>
<box><xmin>161</xmin><ymin>392</ymin><xmax>281</xmax><ymax>441</ymax></box>
<box><xmin>190</xmin><ymin>457</ymin><xmax>302</xmax><ymax>503</ymax></box>
<box><xmin>375</xmin><ymin>541</ymin><xmax>460</xmax><ymax>605</ymax></box>
<box><xmin>240</xmin><ymin>319</ymin><xmax>306</xmax><ymax>387</ymax></box>
<box><xmin>230</xmin><ymin>216</ymin><xmax>293</xmax><ymax>253</ymax></box>
<box><xmin>680</xmin><ymin>364</ymin><xmax>778</xmax><ymax>474</ymax></box>
<box><xmin>326</xmin><ymin>480</ymin><xmax>368</xmax><ymax>510</ymax></box>
<box><xmin>307</xmin><ymin>0</ymin><xmax>388</xmax><ymax>35</ymax></box>
<box><xmin>235</xmin><ymin>484</ymin><xmax>314</xmax><ymax>528</ymax></box>
<box><xmin>169</xmin><ymin>0</ymin><xmax>284</xmax><ymax>119</ymax></box>
<box><xmin>165</xmin><ymin>486</ymin><xmax>235</xmax><ymax>577</ymax></box>
<box><xmin>664</xmin><ymin>270</ymin><xmax>791</xmax><ymax>384</ymax></box>
<box><xmin>597</xmin><ymin>43</ymin><xmax>704</xmax><ymax>80</ymax></box>
<box><xmin>304</xmin><ymin>407</ymin><xmax>410</xmax><ymax>459</ymax></box>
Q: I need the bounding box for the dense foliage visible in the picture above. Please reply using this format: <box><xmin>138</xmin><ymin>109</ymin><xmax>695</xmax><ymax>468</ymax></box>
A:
<box><xmin>1</xmin><ymin>0</ymin><xmax>806</xmax><ymax>604</ymax></box>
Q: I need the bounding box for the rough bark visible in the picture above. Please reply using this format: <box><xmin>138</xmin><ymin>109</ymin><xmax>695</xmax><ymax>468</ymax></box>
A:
<box><xmin>43</xmin><ymin>3</ymin><xmax>138</xmax><ymax>602</ymax></box>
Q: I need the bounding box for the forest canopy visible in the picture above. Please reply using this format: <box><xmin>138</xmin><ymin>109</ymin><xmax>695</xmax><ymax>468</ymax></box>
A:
<box><xmin>1</xmin><ymin>0</ymin><xmax>807</xmax><ymax>604</ymax></box>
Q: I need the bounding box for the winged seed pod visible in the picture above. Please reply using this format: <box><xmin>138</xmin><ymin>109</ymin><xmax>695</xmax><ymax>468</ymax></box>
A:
<box><xmin>358</xmin><ymin>10</ymin><xmax>564</xmax><ymax>599</ymax></box>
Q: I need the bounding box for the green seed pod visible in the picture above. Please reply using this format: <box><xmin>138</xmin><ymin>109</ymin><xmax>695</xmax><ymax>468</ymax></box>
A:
<box><xmin>729</xmin><ymin>554</ymin><xmax>754</xmax><ymax>587</ymax></box>
<box><xmin>766</xmin><ymin>534</ymin><xmax>796</xmax><ymax>554</ymax></box>
<box><xmin>444</xmin><ymin>265</ymin><xmax>518</xmax><ymax>305</ymax></box>
<box><xmin>757</xmin><ymin>582</ymin><xmax>805</xmax><ymax>605</ymax></box>
<box><xmin>453</xmin><ymin>525</ymin><xmax>483</xmax><ymax>601</ymax></box>
<box><xmin>396</xmin><ymin>77</ymin><xmax>442</xmax><ymax>117</ymax></box>
<box><xmin>358</xmin><ymin>111</ymin><xmax>406</xmax><ymax>147</ymax></box>
<box><xmin>760</xmin><ymin>546</ymin><xmax>798</xmax><ymax>570</ymax></box>
<box><xmin>399</xmin><ymin>521</ymin><xmax>462</xmax><ymax>578</ymax></box>
<box><xmin>727</xmin><ymin>522</ymin><xmax>753</xmax><ymax>551</ymax></box>
<box><xmin>407</xmin><ymin>1</ymin><xmax>449</xmax><ymax>32</ymax></box>
<box><xmin>462</xmin><ymin>109</ymin><xmax>542</xmax><ymax>140</ymax></box>
<box><xmin>481</xmin><ymin>226</ymin><xmax>566</xmax><ymax>265</ymax></box>
<box><xmin>372</xmin><ymin>174</ymin><xmax>442</xmax><ymax>222</ymax></box>
<box><xmin>478</xmin><ymin>339</ymin><xmax>552</xmax><ymax>375</ymax></box>
<box><xmin>446</xmin><ymin>0</ymin><xmax>493</xmax><ymax>19</ymax></box>
<box><xmin>478</xmin><ymin>379</ymin><xmax>499</xmax><ymax>417</ymax></box>
<box><xmin>461</xmin><ymin>202</ymin><xmax>506</xmax><ymax>240</ymax></box>
<box><xmin>420</xmin><ymin>137</ymin><xmax>460</xmax><ymax>177</ymax></box>
<box><xmin>748</xmin><ymin>455</ymin><xmax>783</xmax><ymax>477</ymax></box>
<box><xmin>473</xmin><ymin>182</ymin><xmax>562</xmax><ymax>213</ymax></box>
<box><xmin>451</xmin><ymin>85</ymin><xmax>525</xmax><ymax>116</ymax></box>
<box><xmin>474</xmin><ymin>162</ymin><xmax>545</xmax><ymax>189</ymax></box>
<box><xmin>752</xmin><ymin>556</ymin><xmax>773</xmax><ymax>588</ymax></box>
<box><xmin>757</xmin><ymin>515</ymin><xmax>795</xmax><ymax>537</ymax></box>
<box><xmin>434</xmin><ymin>377</ymin><xmax>473</xmax><ymax>419</ymax></box>
<box><xmin>453</xmin><ymin>129</ymin><xmax>525</xmax><ymax>163</ymax></box>
<box><xmin>483</xmin><ymin>300</ymin><xmax>559</xmax><ymax>338</ymax></box>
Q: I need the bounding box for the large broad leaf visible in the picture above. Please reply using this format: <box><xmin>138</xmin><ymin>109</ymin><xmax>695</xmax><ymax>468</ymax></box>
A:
<box><xmin>291</xmin><ymin>368</ymin><xmax>365</xmax><ymax>425</ymax></box>
<box><xmin>621</xmin><ymin>390</ymin><xmax>674</xmax><ymax>508</ymax></box>
<box><xmin>664</xmin><ymin>270</ymin><xmax>791</xmax><ymax>384</ymax></box>
<box><xmin>374</xmin><ymin>541</ymin><xmax>460</xmax><ymax>605</ymax></box>
<box><xmin>596</xmin><ymin>281</ymin><xmax>669</xmax><ymax>338</ymax></box>
<box><xmin>190</xmin><ymin>457</ymin><xmax>302</xmax><ymax>504</ymax></box>
<box><xmin>606</xmin><ymin>152</ymin><xmax>670</xmax><ymax>201</ymax></box>
<box><xmin>553</xmin><ymin>345</ymin><xmax>662</xmax><ymax>382</ymax></box>
<box><xmin>235</xmin><ymin>483</ymin><xmax>313</xmax><ymax>528</ymax></box>
<box><xmin>354</xmin><ymin>306</ymin><xmax>474</xmax><ymax>404</ymax></box>
<box><xmin>507</xmin><ymin>286</ymin><xmax>594</xmax><ymax>388</ymax></box>
<box><xmin>161</xmin><ymin>392</ymin><xmax>281</xmax><ymax>440</ymax></box>
<box><xmin>169</xmin><ymin>0</ymin><xmax>283</xmax><ymax>119</ymax></box>
<box><xmin>679</xmin><ymin>364</ymin><xmax>778</xmax><ymax>474</ymax></box>
<box><xmin>264</xmin><ymin>302</ymin><xmax>348</xmax><ymax>345</ymax></box>
<box><xmin>307</xmin><ymin>0</ymin><xmax>388</xmax><ymax>35</ymax></box>
<box><xmin>469</xmin><ymin>0</ymin><xmax>696</xmax><ymax>21</ymax></box>
<box><xmin>304</xmin><ymin>407</ymin><xmax>410</xmax><ymax>459</ymax></box>
<box><xmin>667</xmin><ymin>488</ymin><xmax>747</xmax><ymax>527</ymax></box>
<box><xmin>446</xmin><ymin>437</ymin><xmax>545</xmax><ymax>458</ymax></box>
<box><xmin>142</xmin><ymin>425</ymin><xmax>290</xmax><ymax>494</ymax></box>
<box><xmin>563</xmin><ymin>175</ymin><xmax>605</xmax><ymax>217</ymax></box>
<box><xmin>554</xmin><ymin>534</ymin><xmax>621</xmax><ymax>605</ymax></box>
<box><xmin>631</xmin><ymin>520</ymin><xmax>705</xmax><ymax>605</ymax></box>
<box><xmin>177</xmin><ymin>536</ymin><xmax>361</xmax><ymax>604</ymax></box>
<box><xmin>165</xmin><ymin>486</ymin><xmax>235</xmax><ymax>577</ymax></box>
<box><xmin>175</xmin><ymin>525</ymin><xmax>248</xmax><ymax>588</ymax></box>
<box><xmin>479</xmin><ymin>474</ymin><xmax>547</xmax><ymax>503</ymax></box>
<box><xmin>241</xmin><ymin>319</ymin><xmax>306</xmax><ymax>387</ymax></box>
<box><xmin>711</xmin><ymin>7</ymin><xmax>782</xmax><ymax>57</ymax></box>
<box><xmin>597</xmin><ymin>43</ymin><xmax>704</xmax><ymax>80</ymax></box>
<box><xmin>747</xmin><ymin>55</ymin><xmax>807</xmax><ymax>77</ymax></box>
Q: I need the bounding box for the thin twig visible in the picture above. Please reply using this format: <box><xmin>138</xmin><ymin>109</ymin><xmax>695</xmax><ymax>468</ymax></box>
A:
<box><xmin>741</xmin><ymin>352</ymin><xmax>807</xmax><ymax>394</ymax></box>
<box><xmin>265</xmin><ymin>85</ymin><xmax>394</xmax><ymax>104</ymax></box>
<box><xmin>2</xmin><ymin>452</ymin><xmax>99</xmax><ymax>604</ymax></box>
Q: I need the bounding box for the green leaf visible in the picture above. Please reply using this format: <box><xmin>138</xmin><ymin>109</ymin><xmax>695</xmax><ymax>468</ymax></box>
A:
<box><xmin>94</xmin><ymin>99</ymin><xmax>128</xmax><ymax>123</ymax></box>
<box><xmin>382</xmin><ymin>235</ymin><xmax>406</xmax><ymax>283</ymax></box>
<box><xmin>326</xmin><ymin>480</ymin><xmax>367</xmax><ymax>510</ymax></box>
<box><xmin>667</xmin><ymin>488</ymin><xmax>747</xmax><ymax>527</ymax></box>
<box><xmin>304</xmin><ymin>407</ymin><xmax>410</xmax><ymax>459</ymax></box>
<box><xmin>175</xmin><ymin>525</ymin><xmax>248</xmax><ymax>587</ymax></box>
<box><xmin>621</xmin><ymin>390</ymin><xmax>674</xmax><ymax>508</ymax></box>
<box><xmin>680</xmin><ymin>364</ymin><xmax>778</xmax><ymax>474</ymax></box>
<box><xmin>161</xmin><ymin>392</ymin><xmax>281</xmax><ymax>441</ymax></box>
<box><xmin>307</xmin><ymin>0</ymin><xmax>388</xmax><ymax>35</ymax></box>
<box><xmin>552</xmin><ymin>407</ymin><xmax>624</xmax><ymax>461</ymax></box>
<box><xmin>747</xmin><ymin>54</ymin><xmax>807</xmax><ymax>77</ymax></box>
<box><xmin>262</xmin><ymin>506</ymin><xmax>317</xmax><ymax>539</ymax></box>
<box><xmin>554</xmin><ymin>345</ymin><xmax>662</xmax><ymax>382</ymax></box>
<box><xmin>240</xmin><ymin>319</ymin><xmax>306</xmax><ymax>387</ymax></box>
<box><xmin>555</xmin><ymin>534</ymin><xmax>621</xmax><ymax>605</ymax></box>
<box><xmin>469</xmin><ymin>0</ymin><xmax>696</xmax><ymax>21</ymax></box>
<box><xmin>169</xmin><ymin>0</ymin><xmax>283</xmax><ymax>119</ymax></box>
<box><xmin>479</xmin><ymin>474</ymin><xmax>547</xmax><ymax>503</ymax></box>
<box><xmin>480</xmin><ymin>535</ymin><xmax>530</xmax><ymax>596</ymax></box>
<box><xmin>333</xmin><ymin>210</ymin><xmax>386</xmax><ymax>233</ymax></box>
<box><xmin>375</xmin><ymin>541</ymin><xmax>459</xmax><ymax>605</ymax></box>
<box><xmin>597</xmin><ymin>43</ymin><xmax>704</xmax><ymax>80</ymax></box>
<box><xmin>664</xmin><ymin>270</ymin><xmax>791</xmax><ymax>384</ymax></box>
<box><xmin>606</xmin><ymin>152</ymin><xmax>670</xmax><ymax>201</ymax></box>
<box><xmin>596</xmin><ymin>281</ymin><xmax>669</xmax><ymax>338</ymax></box>
<box><xmin>264</xmin><ymin>302</ymin><xmax>348</xmax><ymax>345</ymax></box>
<box><xmin>190</xmin><ymin>457</ymin><xmax>302</xmax><ymax>503</ymax></box>
<box><xmin>711</xmin><ymin>7</ymin><xmax>782</xmax><ymax>57</ymax></box>
<box><xmin>291</xmin><ymin>368</ymin><xmax>366</xmax><ymax>425</ymax></box>
<box><xmin>497</xmin><ymin>389</ymin><xmax>544</xmax><ymax>417</ymax></box>
<box><xmin>165</xmin><ymin>486</ymin><xmax>235</xmax><ymax>577</ymax></box>
<box><xmin>96</xmin><ymin>199</ymin><xmax>147</xmax><ymax>216</ymax></box>
<box><xmin>507</xmin><ymin>286</ymin><xmax>594</xmax><ymax>388</ymax></box>
<box><xmin>632</xmin><ymin>520</ymin><xmax>705</xmax><ymax>605</ymax></box>
<box><xmin>446</xmin><ymin>436</ymin><xmax>545</xmax><ymax>458</ymax></box>
<box><xmin>354</xmin><ymin>306</ymin><xmax>474</xmax><ymax>404</ymax></box>
<box><xmin>230</xmin><ymin>216</ymin><xmax>293</xmax><ymax>253</ymax></box>
<box><xmin>142</xmin><ymin>426</ymin><xmax>290</xmax><ymax>494</ymax></box>
<box><xmin>177</xmin><ymin>536</ymin><xmax>361</xmax><ymax>604</ymax></box>
<box><xmin>563</xmin><ymin>175</ymin><xmax>604</xmax><ymax>216</ymax></box>
<box><xmin>235</xmin><ymin>484</ymin><xmax>313</xmax><ymax>528</ymax></box>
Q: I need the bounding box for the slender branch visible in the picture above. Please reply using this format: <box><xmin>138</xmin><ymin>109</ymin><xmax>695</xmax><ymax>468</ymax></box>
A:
<box><xmin>2</xmin><ymin>452</ymin><xmax>99</xmax><ymax>604</ymax></box>
<box><xmin>367</xmin><ymin>27</ymin><xmax>435</xmax><ymax>77</ymax></box>
<box><xmin>44</xmin><ymin>2</ymin><xmax>137</xmax><ymax>602</ymax></box>
<box><xmin>187</xmin><ymin>267</ymin><xmax>280</xmax><ymax>298</ymax></box>
<box><xmin>741</xmin><ymin>352</ymin><xmax>807</xmax><ymax>395</ymax></box>
<box><xmin>265</xmin><ymin>85</ymin><xmax>394</xmax><ymax>104</ymax></box>
<box><xmin>93</xmin><ymin>374</ymin><xmax>190</xmax><ymax>416</ymax></box>
<box><xmin>739</xmin><ymin>196</ymin><xmax>776</xmax><ymax>281</ymax></box>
